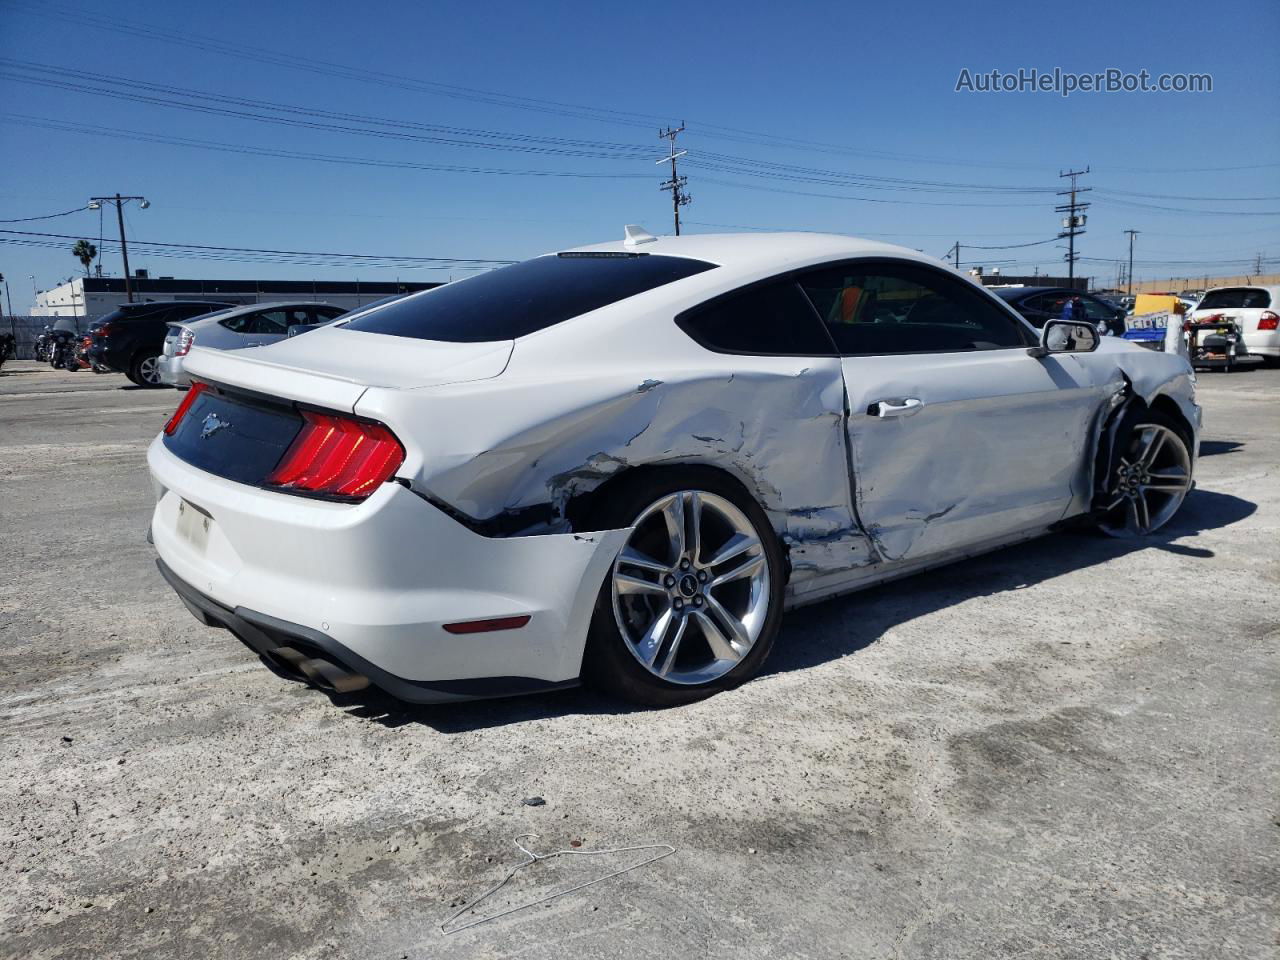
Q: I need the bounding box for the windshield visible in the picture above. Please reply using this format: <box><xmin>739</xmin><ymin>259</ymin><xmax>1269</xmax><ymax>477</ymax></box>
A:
<box><xmin>341</xmin><ymin>253</ymin><xmax>717</xmax><ymax>343</ymax></box>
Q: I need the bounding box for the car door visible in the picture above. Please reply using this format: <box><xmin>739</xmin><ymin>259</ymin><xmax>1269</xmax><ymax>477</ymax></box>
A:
<box><xmin>796</xmin><ymin>260</ymin><xmax>1110</xmax><ymax>564</ymax></box>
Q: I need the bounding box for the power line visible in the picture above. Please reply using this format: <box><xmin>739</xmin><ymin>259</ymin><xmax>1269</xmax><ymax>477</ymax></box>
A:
<box><xmin>0</xmin><ymin>204</ymin><xmax>88</xmax><ymax>224</ymax></box>
<box><xmin>0</xmin><ymin>228</ymin><xmax>516</xmax><ymax>267</ymax></box>
<box><xmin>0</xmin><ymin>114</ymin><xmax>651</xmax><ymax>181</ymax></box>
<box><xmin>0</xmin><ymin>61</ymin><xmax>1065</xmax><ymax>198</ymax></box>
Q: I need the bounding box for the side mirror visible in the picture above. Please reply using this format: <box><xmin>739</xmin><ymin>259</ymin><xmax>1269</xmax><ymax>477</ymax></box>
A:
<box><xmin>1028</xmin><ymin>319</ymin><xmax>1100</xmax><ymax>358</ymax></box>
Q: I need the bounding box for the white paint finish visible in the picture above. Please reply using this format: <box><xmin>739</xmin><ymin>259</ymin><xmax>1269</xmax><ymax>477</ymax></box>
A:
<box><xmin>147</xmin><ymin>231</ymin><xmax>1203</xmax><ymax>694</ymax></box>
<box><xmin>181</xmin><ymin>327</ymin><xmax>513</xmax><ymax>410</ymax></box>
<box><xmin>841</xmin><ymin>348</ymin><xmax>1110</xmax><ymax>561</ymax></box>
<box><xmin>148</xmin><ymin>437</ymin><xmax>628</xmax><ymax>683</ymax></box>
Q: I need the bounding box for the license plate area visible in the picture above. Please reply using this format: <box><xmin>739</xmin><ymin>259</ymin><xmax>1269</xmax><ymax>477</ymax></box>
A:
<box><xmin>176</xmin><ymin>498</ymin><xmax>213</xmax><ymax>553</ymax></box>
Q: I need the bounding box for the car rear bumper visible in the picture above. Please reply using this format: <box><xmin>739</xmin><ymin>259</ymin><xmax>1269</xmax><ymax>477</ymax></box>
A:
<box><xmin>147</xmin><ymin>436</ymin><xmax>629</xmax><ymax>697</ymax></box>
<box><xmin>157</xmin><ymin>353</ymin><xmax>190</xmax><ymax>387</ymax></box>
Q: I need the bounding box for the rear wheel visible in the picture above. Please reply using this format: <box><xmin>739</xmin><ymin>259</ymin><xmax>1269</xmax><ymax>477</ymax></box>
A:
<box><xmin>582</xmin><ymin>469</ymin><xmax>785</xmax><ymax>707</ymax></box>
<box><xmin>1096</xmin><ymin>411</ymin><xmax>1193</xmax><ymax>537</ymax></box>
<box><xmin>129</xmin><ymin>352</ymin><xmax>164</xmax><ymax>387</ymax></box>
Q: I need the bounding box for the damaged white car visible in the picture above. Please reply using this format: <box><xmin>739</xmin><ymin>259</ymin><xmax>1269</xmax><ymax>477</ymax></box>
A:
<box><xmin>148</xmin><ymin>229</ymin><xmax>1201</xmax><ymax>706</ymax></box>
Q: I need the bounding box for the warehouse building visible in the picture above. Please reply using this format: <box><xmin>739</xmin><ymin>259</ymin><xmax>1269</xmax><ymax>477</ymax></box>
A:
<box><xmin>31</xmin><ymin>275</ymin><xmax>440</xmax><ymax>321</ymax></box>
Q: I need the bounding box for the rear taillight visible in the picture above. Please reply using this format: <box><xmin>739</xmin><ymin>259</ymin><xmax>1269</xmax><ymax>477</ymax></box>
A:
<box><xmin>163</xmin><ymin>382</ymin><xmax>208</xmax><ymax>435</ymax></box>
<box><xmin>96</xmin><ymin>322</ymin><xmax>114</xmax><ymax>337</ymax></box>
<box><xmin>1259</xmin><ymin>311</ymin><xmax>1279</xmax><ymax>331</ymax></box>
<box><xmin>265</xmin><ymin>410</ymin><xmax>404</xmax><ymax>499</ymax></box>
<box><xmin>175</xmin><ymin>328</ymin><xmax>195</xmax><ymax>356</ymax></box>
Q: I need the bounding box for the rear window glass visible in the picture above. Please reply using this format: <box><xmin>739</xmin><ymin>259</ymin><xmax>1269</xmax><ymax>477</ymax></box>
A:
<box><xmin>1197</xmin><ymin>288</ymin><xmax>1271</xmax><ymax>310</ymax></box>
<box><xmin>342</xmin><ymin>253</ymin><xmax>717</xmax><ymax>342</ymax></box>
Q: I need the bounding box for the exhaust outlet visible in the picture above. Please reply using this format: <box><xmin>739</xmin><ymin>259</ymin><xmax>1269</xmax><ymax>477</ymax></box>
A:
<box><xmin>271</xmin><ymin>646</ymin><xmax>370</xmax><ymax>694</ymax></box>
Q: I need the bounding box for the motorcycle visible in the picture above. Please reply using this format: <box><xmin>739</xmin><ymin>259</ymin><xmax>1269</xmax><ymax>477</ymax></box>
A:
<box><xmin>33</xmin><ymin>326</ymin><xmax>54</xmax><ymax>363</ymax></box>
<box><xmin>47</xmin><ymin>329</ymin><xmax>81</xmax><ymax>371</ymax></box>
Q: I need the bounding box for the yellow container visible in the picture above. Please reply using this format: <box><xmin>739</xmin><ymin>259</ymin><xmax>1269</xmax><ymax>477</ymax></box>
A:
<box><xmin>1133</xmin><ymin>293</ymin><xmax>1186</xmax><ymax>317</ymax></box>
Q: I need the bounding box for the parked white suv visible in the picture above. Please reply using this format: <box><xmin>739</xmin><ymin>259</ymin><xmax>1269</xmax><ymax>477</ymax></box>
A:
<box><xmin>1188</xmin><ymin>286</ymin><xmax>1280</xmax><ymax>363</ymax></box>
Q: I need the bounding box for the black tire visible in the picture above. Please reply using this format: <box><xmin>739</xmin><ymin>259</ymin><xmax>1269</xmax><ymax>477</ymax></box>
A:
<box><xmin>129</xmin><ymin>351</ymin><xmax>164</xmax><ymax>388</ymax></box>
<box><xmin>580</xmin><ymin>467</ymin><xmax>787</xmax><ymax>708</ymax></box>
<box><xmin>1095</xmin><ymin>408</ymin><xmax>1193</xmax><ymax>537</ymax></box>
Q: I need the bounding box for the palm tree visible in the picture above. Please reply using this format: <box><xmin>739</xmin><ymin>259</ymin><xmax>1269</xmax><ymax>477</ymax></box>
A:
<box><xmin>72</xmin><ymin>239</ymin><xmax>97</xmax><ymax>277</ymax></box>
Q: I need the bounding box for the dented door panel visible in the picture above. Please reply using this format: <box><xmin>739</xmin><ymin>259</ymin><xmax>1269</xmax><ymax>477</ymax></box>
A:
<box><xmin>840</xmin><ymin>349</ymin><xmax>1108</xmax><ymax>562</ymax></box>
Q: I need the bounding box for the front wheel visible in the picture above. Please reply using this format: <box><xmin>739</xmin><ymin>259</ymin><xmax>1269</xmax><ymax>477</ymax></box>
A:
<box><xmin>1096</xmin><ymin>411</ymin><xmax>1193</xmax><ymax>537</ymax></box>
<box><xmin>582</xmin><ymin>470</ymin><xmax>785</xmax><ymax>707</ymax></box>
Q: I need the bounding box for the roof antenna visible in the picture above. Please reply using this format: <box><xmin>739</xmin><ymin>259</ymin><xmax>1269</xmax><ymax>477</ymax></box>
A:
<box><xmin>623</xmin><ymin>225</ymin><xmax>658</xmax><ymax>247</ymax></box>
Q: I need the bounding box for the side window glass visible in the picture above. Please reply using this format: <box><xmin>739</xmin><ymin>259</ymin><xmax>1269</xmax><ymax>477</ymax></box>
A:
<box><xmin>219</xmin><ymin>313</ymin><xmax>251</xmax><ymax>333</ymax></box>
<box><xmin>677</xmin><ymin>280</ymin><xmax>836</xmax><ymax>356</ymax></box>
<box><xmin>798</xmin><ymin>262</ymin><xmax>1028</xmax><ymax>356</ymax></box>
<box><xmin>251</xmin><ymin>310</ymin><xmax>291</xmax><ymax>335</ymax></box>
<box><xmin>1081</xmin><ymin>297</ymin><xmax>1115</xmax><ymax>320</ymax></box>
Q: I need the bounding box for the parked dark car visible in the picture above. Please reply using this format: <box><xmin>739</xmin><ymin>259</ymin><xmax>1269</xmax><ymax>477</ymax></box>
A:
<box><xmin>992</xmin><ymin>287</ymin><xmax>1128</xmax><ymax>336</ymax></box>
<box><xmin>86</xmin><ymin>301</ymin><xmax>234</xmax><ymax>386</ymax></box>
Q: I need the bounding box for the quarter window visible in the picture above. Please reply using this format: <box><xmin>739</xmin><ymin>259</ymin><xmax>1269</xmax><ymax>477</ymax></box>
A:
<box><xmin>676</xmin><ymin>280</ymin><xmax>837</xmax><ymax>355</ymax></box>
<box><xmin>797</xmin><ymin>261</ymin><xmax>1030</xmax><ymax>355</ymax></box>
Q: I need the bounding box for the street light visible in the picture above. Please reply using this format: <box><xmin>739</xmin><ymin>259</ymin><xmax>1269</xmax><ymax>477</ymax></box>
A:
<box><xmin>87</xmin><ymin>194</ymin><xmax>150</xmax><ymax>302</ymax></box>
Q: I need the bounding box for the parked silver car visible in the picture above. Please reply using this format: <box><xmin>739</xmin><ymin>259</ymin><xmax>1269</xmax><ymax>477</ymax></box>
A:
<box><xmin>158</xmin><ymin>302</ymin><xmax>349</xmax><ymax>387</ymax></box>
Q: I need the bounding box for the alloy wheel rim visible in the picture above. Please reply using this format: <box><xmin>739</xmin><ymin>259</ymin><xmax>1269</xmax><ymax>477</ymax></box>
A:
<box><xmin>1098</xmin><ymin>424</ymin><xmax>1192</xmax><ymax>537</ymax></box>
<box><xmin>611</xmin><ymin>490</ymin><xmax>770</xmax><ymax>686</ymax></box>
<box><xmin>139</xmin><ymin>356</ymin><xmax>160</xmax><ymax>384</ymax></box>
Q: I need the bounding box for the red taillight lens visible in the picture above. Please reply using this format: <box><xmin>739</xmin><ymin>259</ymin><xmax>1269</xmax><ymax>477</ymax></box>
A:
<box><xmin>163</xmin><ymin>382</ymin><xmax>208</xmax><ymax>435</ymax></box>
<box><xmin>175</xmin><ymin>328</ymin><xmax>195</xmax><ymax>356</ymax></box>
<box><xmin>1259</xmin><ymin>311</ymin><xmax>1279</xmax><ymax>331</ymax></box>
<box><xmin>96</xmin><ymin>322</ymin><xmax>114</xmax><ymax>337</ymax></box>
<box><xmin>266</xmin><ymin>410</ymin><xmax>404</xmax><ymax>499</ymax></box>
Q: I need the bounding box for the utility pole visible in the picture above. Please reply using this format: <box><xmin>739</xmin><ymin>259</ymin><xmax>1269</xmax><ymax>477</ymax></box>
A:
<box><xmin>950</xmin><ymin>242</ymin><xmax>961</xmax><ymax>271</ymax></box>
<box><xmin>0</xmin><ymin>273</ymin><xmax>14</xmax><ymax>342</ymax></box>
<box><xmin>1056</xmin><ymin>167</ymin><xmax>1090</xmax><ymax>286</ymax></box>
<box><xmin>657</xmin><ymin>124</ymin><xmax>692</xmax><ymax>236</ymax></box>
<box><xmin>1254</xmin><ymin>252</ymin><xmax>1265</xmax><ymax>277</ymax></box>
<box><xmin>1124</xmin><ymin>229</ymin><xmax>1139</xmax><ymax>296</ymax></box>
<box><xmin>87</xmin><ymin>194</ymin><xmax>149</xmax><ymax>302</ymax></box>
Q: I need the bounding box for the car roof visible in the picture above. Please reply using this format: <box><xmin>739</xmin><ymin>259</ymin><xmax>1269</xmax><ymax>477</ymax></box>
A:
<box><xmin>990</xmin><ymin>286</ymin><xmax>1085</xmax><ymax>300</ymax></box>
<box><xmin>560</xmin><ymin>231</ymin><xmax>945</xmax><ymax>282</ymax></box>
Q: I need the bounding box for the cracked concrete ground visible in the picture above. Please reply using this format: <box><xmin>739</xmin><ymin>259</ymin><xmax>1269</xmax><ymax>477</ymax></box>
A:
<box><xmin>0</xmin><ymin>359</ymin><xmax>1276</xmax><ymax>959</ymax></box>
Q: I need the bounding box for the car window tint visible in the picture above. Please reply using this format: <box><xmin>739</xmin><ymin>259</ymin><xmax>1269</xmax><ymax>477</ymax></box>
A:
<box><xmin>250</xmin><ymin>310</ymin><xmax>294</xmax><ymax>335</ymax></box>
<box><xmin>798</xmin><ymin>261</ymin><xmax>1029</xmax><ymax>355</ymax></box>
<box><xmin>1198</xmin><ymin>287</ymin><xmax>1271</xmax><ymax>310</ymax></box>
<box><xmin>1081</xmin><ymin>297</ymin><xmax>1116</xmax><ymax>320</ymax></box>
<box><xmin>676</xmin><ymin>280</ymin><xmax>837</xmax><ymax>355</ymax></box>
<box><xmin>315</xmin><ymin>306</ymin><xmax>347</xmax><ymax>320</ymax></box>
<box><xmin>342</xmin><ymin>253</ymin><xmax>717</xmax><ymax>342</ymax></box>
<box><xmin>219</xmin><ymin>313</ymin><xmax>252</xmax><ymax>334</ymax></box>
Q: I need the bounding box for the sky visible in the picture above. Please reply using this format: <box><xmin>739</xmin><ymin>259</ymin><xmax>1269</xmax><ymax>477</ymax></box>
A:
<box><xmin>1</xmin><ymin>0</ymin><xmax>1278</xmax><ymax>310</ymax></box>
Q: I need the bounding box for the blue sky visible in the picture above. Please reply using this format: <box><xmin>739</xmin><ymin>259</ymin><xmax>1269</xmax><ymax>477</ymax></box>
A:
<box><xmin>2</xmin><ymin>0</ymin><xmax>1277</xmax><ymax>309</ymax></box>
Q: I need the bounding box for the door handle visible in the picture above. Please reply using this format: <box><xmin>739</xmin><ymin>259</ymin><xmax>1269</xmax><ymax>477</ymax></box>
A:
<box><xmin>868</xmin><ymin>398</ymin><xmax>924</xmax><ymax>418</ymax></box>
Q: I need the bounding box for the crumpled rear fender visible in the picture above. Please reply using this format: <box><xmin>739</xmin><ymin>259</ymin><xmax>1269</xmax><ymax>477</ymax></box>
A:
<box><xmin>356</xmin><ymin>361</ymin><xmax>879</xmax><ymax>583</ymax></box>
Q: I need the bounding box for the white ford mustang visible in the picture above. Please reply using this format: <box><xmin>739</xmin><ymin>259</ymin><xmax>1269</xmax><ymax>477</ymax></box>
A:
<box><xmin>148</xmin><ymin>229</ymin><xmax>1201</xmax><ymax>706</ymax></box>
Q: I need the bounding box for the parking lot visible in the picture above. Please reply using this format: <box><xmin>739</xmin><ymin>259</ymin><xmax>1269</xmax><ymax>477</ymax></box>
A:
<box><xmin>1</xmin><ymin>359</ymin><xmax>1276</xmax><ymax>958</ymax></box>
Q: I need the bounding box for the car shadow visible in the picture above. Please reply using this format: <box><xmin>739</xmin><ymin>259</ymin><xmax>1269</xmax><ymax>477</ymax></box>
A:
<box><xmin>323</xmin><ymin>487</ymin><xmax>1255</xmax><ymax>733</ymax></box>
<box><xmin>1198</xmin><ymin>440</ymin><xmax>1245</xmax><ymax>457</ymax></box>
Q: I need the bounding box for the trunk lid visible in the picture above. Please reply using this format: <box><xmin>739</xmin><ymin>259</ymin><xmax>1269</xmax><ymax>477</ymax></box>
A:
<box><xmin>181</xmin><ymin>326</ymin><xmax>514</xmax><ymax>413</ymax></box>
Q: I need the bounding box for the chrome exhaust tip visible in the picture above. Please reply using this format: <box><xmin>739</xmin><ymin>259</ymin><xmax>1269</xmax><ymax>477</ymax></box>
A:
<box><xmin>270</xmin><ymin>646</ymin><xmax>370</xmax><ymax>694</ymax></box>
